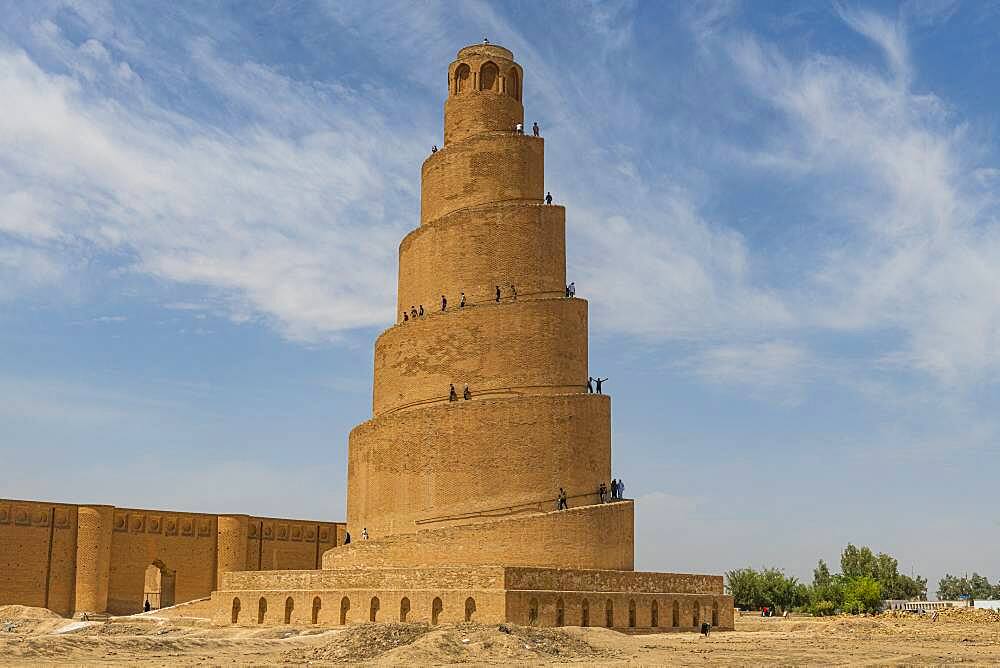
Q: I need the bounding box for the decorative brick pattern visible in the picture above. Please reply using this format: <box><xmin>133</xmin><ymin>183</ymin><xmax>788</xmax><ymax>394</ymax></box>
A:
<box><xmin>0</xmin><ymin>499</ymin><xmax>343</xmax><ymax>617</ymax></box>
<box><xmin>349</xmin><ymin>394</ymin><xmax>610</xmax><ymax>538</ymax></box>
<box><xmin>373</xmin><ymin>299</ymin><xmax>588</xmax><ymax>416</ymax></box>
<box><xmin>397</xmin><ymin>201</ymin><xmax>565</xmax><ymax>317</ymax></box>
<box><xmin>421</xmin><ymin>133</ymin><xmax>544</xmax><ymax>226</ymax></box>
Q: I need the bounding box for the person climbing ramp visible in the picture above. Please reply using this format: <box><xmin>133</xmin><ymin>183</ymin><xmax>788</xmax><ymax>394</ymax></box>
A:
<box><xmin>441</xmin><ymin>295</ymin><xmax>447</xmax><ymax>311</ymax></box>
<box><xmin>449</xmin><ymin>384</ymin><xmax>457</xmax><ymax>402</ymax></box>
<box><xmin>495</xmin><ymin>286</ymin><xmax>501</xmax><ymax>303</ymax></box>
<box><xmin>463</xmin><ymin>383</ymin><xmax>471</xmax><ymax>400</ymax></box>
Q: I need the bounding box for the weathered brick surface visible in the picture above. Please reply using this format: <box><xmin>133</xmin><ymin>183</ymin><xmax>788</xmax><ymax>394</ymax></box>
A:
<box><xmin>505</xmin><ymin>567</ymin><xmax>723</xmax><ymax>595</ymax></box>
<box><xmin>397</xmin><ymin>201</ymin><xmax>565</xmax><ymax>317</ymax></box>
<box><xmin>0</xmin><ymin>498</ymin><xmax>342</xmax><ymax>616</ymax></box>
<box><xmin>421</xmin><ymin>133</ymin><xmax>544</xmax><ymax>226</ymax></box>
<box><xmin>348</xmin><ymin>395</ymin><xmax>611</xmax><ymax>538</ymax></box>
<box><xmin>329</xmin><ymin>502</ymin><xmax>632</xmax><ymax>572</ymax></box>
<box><xmin>374</xmin><ymin>299</ymin><xmax>587</xmax><ymax>416</ymax></box>
<box><xmin>0</xmin><ymin>501</ymin><xmax>79</xmax><ymax>615</ymax></box>
<box><xmin>505</xmin><ymin>591</ymin><xmax>736</xmax><ymax>630</ymax></box>
<box><xmin>209</xmin><ymin>563</ymin><xmax>734</xmax><ymax>630</ymax></box>
<box><xmin>444</xmin><ymin>92</ymin><xmax>523</xmax><ymax>145</ymax></box>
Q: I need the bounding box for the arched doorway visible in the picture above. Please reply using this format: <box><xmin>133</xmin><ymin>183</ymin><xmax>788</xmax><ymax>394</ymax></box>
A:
<box><xmin>651</xmin><ymin>600</ymin><xmax>659</xmax><ymax>628</ymax></box>
<box><xmin>712</xmin><ymin>600</ymin><xmax>719</xmax><ymax>627</ymax></box>
<box><xmin>628</xmin><ymin>600</ymin><xmax>636</xmax><ymax>628</ymax></box>
<box><xmin>431</xmin><ymin>597</ymin><xmax>443</xmax><ymax>625</ymax></box>
<box><xmin>284</xmin><ymin>597</ymin><xmax>294</xmax><ymax>624</ymax></box>
<box><xmin>143</xmin><ymin>560</ymin><xmax>176</xmax><ymax>610</ymax></box>
<box><xmin>340</xmin><ymin>596</ymin><xmax>350</xmax><ymax>625</ymax></box>
<box><xmin>605</xmin><ymin>599</ymin><xmax>614</xmax><ymax>628</ymax></box>
<box><xmin>672</xmin><ymin>600</ymin><xmax>680</xmax><ymax>627</ymax></box>
<box><xmin>257</xmin><ymin>597</ymin><xmax>267</xmax><ymax>624</ymax></box>
<box><xmin>370</xmin><ymin>596</ymin><xmax>380</xmax><ymax>622</ymax></box>
<box><xmin>556</xmin><ymin>598</ymin><xmax>565</xmax><ymax>627</ymax></box>
<box><xmin>399</xmin><ymin>597</ymin><xmax>410</xmax><ymax>622</ymax></box>
<box><xmin>312</xmin><ymin>597</ymin><xmax>322</xmax><ymax>624</ymax></box>
<box><xmin>465</xmin><ymin>597</ymin><xmax>476</xmax><ymax>622</ymax></box>
<box><xmin>528</xmin><ymin>598</ymin><xmax>539</xmax><ymax>626</ymax></box>
<box><xmin>231</xmin><ymin>597</ymin><xmax>241</xmax><ymax>624</ymax></box>
<box><xmin>480</xmin><ymin>62</ymin><xmax>498</xmax><ymax>91</ymax></box>
<box><xmin>581</xmin><ymin>598</ymin><xmax>590</xmax><ymax>627</ymax></box>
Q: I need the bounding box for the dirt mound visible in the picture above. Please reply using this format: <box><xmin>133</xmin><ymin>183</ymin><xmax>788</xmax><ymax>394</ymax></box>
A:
<box><xmin>937</xmin><ymin>607</ymin><xmax>1000</xmax><ymax>623</ymax></box>
<box><xmin>0</xmin><ymin>606</ymin><xmax>61</xmax><ymax>621</ymax></box>
<box><xmin>381</xmin><ymin>623</ymin><xmax>617</xmax><ymax>664</ymax></box>
<box><xmin>0</xmin><ymin>606</ymin><xmax>67</xmax><ymax>635</ymax></box>
<box><xmin>288</xmin><ymin>622</ymin><xmax>431</xmax><ymax>662</ymax></box>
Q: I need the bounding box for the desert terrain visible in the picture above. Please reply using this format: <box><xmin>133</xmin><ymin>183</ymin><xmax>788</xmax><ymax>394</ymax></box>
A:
<box><xmin>2</xmin><ymin>604</ymin><xmax>999</xmax><ymax>666</ymax></box>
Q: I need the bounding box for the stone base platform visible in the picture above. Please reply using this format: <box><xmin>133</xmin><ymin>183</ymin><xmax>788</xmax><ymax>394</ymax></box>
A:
<box><xmin>211</xmin><ymin>565</ymin><xmax>734</xmax><ymax>631</ymax></box>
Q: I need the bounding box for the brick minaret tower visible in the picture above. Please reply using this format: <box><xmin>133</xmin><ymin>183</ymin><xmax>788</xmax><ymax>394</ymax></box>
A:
<box><xmin>346</xmin><ymin>42</ymin><xmax>620</xmax><ymax>564</ymax></box>
<box><xmin>211</xmin><ymin>43</ymin><xmax>733</xmax><ymax>630</ymax></box>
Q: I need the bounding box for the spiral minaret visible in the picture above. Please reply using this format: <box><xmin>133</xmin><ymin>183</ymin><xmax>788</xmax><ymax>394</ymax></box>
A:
<box><xmin>346</xmin><ymin>43</ymin><xmax>620</xmax><ymax>564</ymax></box>
<box><xmin>210</xmin><ymin>43</ymin><xmax>734</xmax><ymax>629</ymax></box>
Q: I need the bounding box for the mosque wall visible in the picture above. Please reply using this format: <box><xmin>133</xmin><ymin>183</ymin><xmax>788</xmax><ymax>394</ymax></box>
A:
<box><xmin>0</xmin><ymin>498</ymin><xmax>343</xmax><ymax>616</ymax></box>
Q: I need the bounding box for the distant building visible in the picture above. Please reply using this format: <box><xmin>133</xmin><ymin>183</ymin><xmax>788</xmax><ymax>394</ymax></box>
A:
<box><xmin>883</xmin><ymin>599</ymin><xmax>971</xmax><ymax>612</ymax></box>
<box><xmin>973</xmin><ymin>600</ymin><xmax>1000</xmax><ymax>610</ymax></box>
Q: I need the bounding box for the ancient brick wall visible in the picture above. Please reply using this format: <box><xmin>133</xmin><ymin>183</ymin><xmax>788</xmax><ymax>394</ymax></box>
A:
<box><xmin>444</xmin><ymin>43</ymin><xmax>523</xmax><ymax>144</ymax></box>
<box><xmin>373</xmin><ymin>300</ymin><xmax>587</xmax><ymax>416</ymax></box>
<box><xmin>211</xmin><ymin>563</ymin><xmax>734</xmax><ymax>631</ymax></box>
<box><xmin>420</xmin><ymin>133</ymin><xmax>544</xmax><ymax>225</ymax></box>
<box><xmin>0</xmin><ymin>498</ymin><xmax>343</xmax><ymax>616</ymax></box>
<box><xmin>505</xmin><ymin>567</ymin><xmax>724</xmax><ymax>595</ymax></box>
<box><xmin>0</xmin><ymin>500</ymin><xmax>79</xmax><ymax>616</ymax></box>
<box><xmin>396</xmin><ymin>202</ymin><xmax>565</xmax><ymax>317</ymax></box>
<box><xmin>443</xmin><ymin>93</ymin><xmax>523</xmax><ymax>144</ymax></box>
<box><xmin>505</xmin><ymin>591</ymin><xmax>735</xmax><ymax>631</ymax></box>
<box><xmin>348</xmin><ymin>395</ymin><xmax>611</xmax><ymax>538</ymax></box>
<box><xmin>329</xmin><ymin>502</ymin><xmax>632</xmax><ymax>572</ymax></box>
<box><xmin>243</xmin><ymin>518</ymin><xmax>340</xmax><ymax>572</ymax></box>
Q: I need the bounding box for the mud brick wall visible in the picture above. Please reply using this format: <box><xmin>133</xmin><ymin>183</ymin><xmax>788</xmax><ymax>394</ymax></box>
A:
<box><xmin>348</xmin><ymin>395</ymin><xmax>611</xmax><ymax>538</ymax></box>
<box><xmin>0</xmin><ymin>498</ymin><xmax>343</xmax><ymax>616</ymax></box>
<box><xmin>373</xmin><ymin>298</ymin><xmax>588</xmax><ymax>416</ymax></box>
<box><xmin>397</xmin><ymin>202</ymin><xmax>565</xmax><ymax>317</ymax></box>
<box><xmin>329</xmin><ymin>502</ymin><xmax>632</xmax><ymax>572</ymax></box>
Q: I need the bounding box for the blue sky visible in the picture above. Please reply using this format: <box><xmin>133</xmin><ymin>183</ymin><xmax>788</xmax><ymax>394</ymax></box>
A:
<box><xmin>1</xmin><ymin>1</ymin><xmax>998</xmax><ymax>594</ymax></box>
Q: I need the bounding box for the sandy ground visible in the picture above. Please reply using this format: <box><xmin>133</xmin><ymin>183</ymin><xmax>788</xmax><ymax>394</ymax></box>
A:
<box><xmin>2</xmin><ymin>604</ymin><xmax>1000</xmax><ymax>666</ymax></box>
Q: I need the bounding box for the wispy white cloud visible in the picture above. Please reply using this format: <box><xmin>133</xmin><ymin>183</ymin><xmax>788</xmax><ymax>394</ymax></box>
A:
<box><xmin>718</xmin><ymin>10</ymin><xmax>1000</xmax><ymax>385</ymax></box>
<box><xmin>0</xmin><ymin>13</ymin><xmax>422</xmax><ymax>340</ymax></box>
<box><xmin>685</xmin><ymin>340</ymin><xmax>811</xmax><ymax>391</ymax></box>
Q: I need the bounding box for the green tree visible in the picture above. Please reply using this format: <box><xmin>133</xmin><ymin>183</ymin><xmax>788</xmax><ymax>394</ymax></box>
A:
<box><xmin>759</xmin><ymin>568</ymin><xmax>804</xmax><ymax>612</ymax></box>
<box><xmin>841</xmin><ymin>544</ymin><xmax>877</xmax><ymax>580</ymax></box>
<box><xmin>969</xmin><ymin>573</ymin><xmax>994</xmax><ymax>599</ymax></box>
<box><xmin>841</xmin><ymin>544</ymin><xmax>927</xmax><ymax>600</ymax></box>
<box><xmin>938</xmin><ymin>573</ymin><xmax>997</xmax><ymax>601</ymax></box>
<box><xmin>725</xmin><ymin>568</ymin><xmax>761</xmax><ymax>610</ymax></box>
<box><xmin>813</xmin><ymin>559</ymin><xmax>832</xmax><ymax>587</ymax></box>
<box><xmin>896</xmin><ymin>574</ymin><xmax>928</xmax><ymax>600</ymax></box>
<box><xmin>842</xmin><ymin>577</ymin><xmax>882</xmax><ymax>614</ymax></box>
